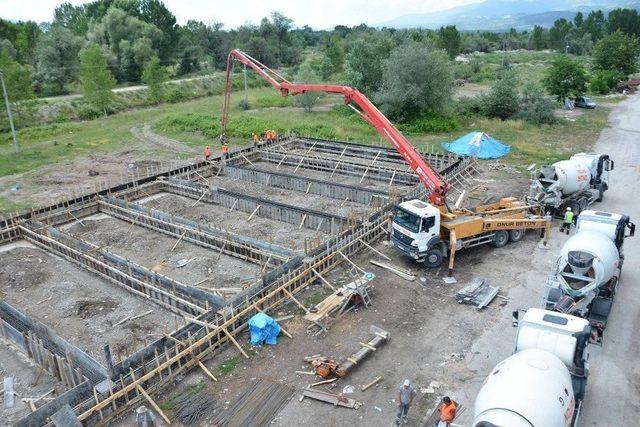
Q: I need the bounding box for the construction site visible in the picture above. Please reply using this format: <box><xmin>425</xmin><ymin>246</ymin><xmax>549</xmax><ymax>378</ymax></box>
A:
<box><xmin>1</xmin><ymin>48</ymin><xmax>639</xmax><ymax>427</ymax></box>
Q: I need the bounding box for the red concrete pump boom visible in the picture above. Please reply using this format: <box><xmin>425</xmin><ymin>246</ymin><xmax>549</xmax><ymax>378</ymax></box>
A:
<box><xmin>221</xmin><ymin>49</ymin><xmax>449</xmax><ymax>205</ymax></box>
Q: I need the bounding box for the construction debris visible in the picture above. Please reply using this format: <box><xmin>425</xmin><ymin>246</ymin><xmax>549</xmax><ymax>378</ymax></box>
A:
<box><xmin>361</xmin><ymin>376</ymin><xmax>383</xmax><ymax>391</ymax></box>
<box><xmin>304</xmin><ymin>272</ymin><xmax>375</xmax><ymax>334</ymax></box>
<box><xmin>300</xmin><ymin>388</ymin><xmax>362</xmax><ymax>409</ymax></box>
<box><xmin>369</xmin><ymin>260</ymin><xmax>415</xmax><ymax>281</ymax></box>
<box><xmin>211</xmin><ymin>379</ymin><xmax>294</xmax><ymax>426</ymax></box>
<box><xmin>455</xmin><ymin>278</ymin><xmax>500</xmax><ymax>309</ymax></box>
<box><xmin>309</xmin><ymin>325</ymin><xmax>390</xmax><ymax>378</ymax></box>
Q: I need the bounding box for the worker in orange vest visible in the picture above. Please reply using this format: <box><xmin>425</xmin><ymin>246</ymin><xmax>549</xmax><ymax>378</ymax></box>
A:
<box><xmin>221</xmin><ymin>142</ymin><xmax>229</xmax><ymax>159</ymax></box>
<box><xmin>204</xmin><ymin>145</ymin><xmax>211</xmax><ymax>161</ymax></box>
<box><xmin>435</xmin><ymin>396</ymin><xmax>458</xmax><ymax>427</ymax></box>
<box><xmin>252</xmin><ymin>133</ymin><xmax>259</xmax><ymax>148</ymax></box>
<box><xmin>272</xmin><ymin>129</ymin><xmax>278</xmax><ymax>142</ymax></box>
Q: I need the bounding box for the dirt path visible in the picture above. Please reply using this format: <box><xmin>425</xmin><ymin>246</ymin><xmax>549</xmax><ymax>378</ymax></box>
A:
<box><xmin>131</xmin><ymin>124</ymin><xmax>200</xmax><ymax>154</ymax></box>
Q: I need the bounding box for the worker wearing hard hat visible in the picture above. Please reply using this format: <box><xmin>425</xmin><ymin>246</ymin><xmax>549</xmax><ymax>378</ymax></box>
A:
<box><xmin>436</xmin><ymin>396</ymin><xmax>458</xmax><ymax>426</ymax></box>
<box><xmin>395</xmin><ymin>379</ymin><xmax>416</xmax><ymax>425</ymax></box>
<box><xmin>561</xmin><ymin>207</ymin><xmax>574</xmax><ymax>235</ymax></box>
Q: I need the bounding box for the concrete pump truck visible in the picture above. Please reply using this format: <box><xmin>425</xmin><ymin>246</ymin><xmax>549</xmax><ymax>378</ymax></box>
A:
<box><xmin>221</xmin><ymin>49</ymin><xmax>551</xmax><ymax>275</ymax></box>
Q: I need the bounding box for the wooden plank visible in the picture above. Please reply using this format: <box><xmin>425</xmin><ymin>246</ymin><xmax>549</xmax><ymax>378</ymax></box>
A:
<box><xmin>136</xmin><ymin>384</ymin><xmax>171</xmax><ymax>424</ymax></box>
<box><xmin>357</xmin><ymin>238</ymin><xmax>391</xmax><ymax>261</ymax></box>
<box><xmin>247</xmin><ymin>205</ymin><xmax>261</xmax><ymax>221</ymax></box>
<box><xmin>171</xmin><ymin>230</ymin><xmax>188</xmax><ymax>251</ymax></box>
<box><xmin>310</xmin><ymin>378</ymin><xmax>338</xmax><ymax>387</ymax></box>
<box><xmin>338</xmin><ymin>251</ymin><xmax>365</xmax><ymax>274</ymax></box>
<box><xmin>361</xmin><ymin>376</ymin><xmax>383</xmax><ymax>391</ymax></box>
<box><xmin>190</xmin><ymin>190</ymin><xmax>208</xmax><ymax>207</ymax></box>
<box><xmin>222</xmin><ymin>327</ymin><xmax>250</xmax><ymax>359</ymax></box>
<box><xmin>359</xmin><ymin>342</ymin><xmax>377</xmax><ymax>351</ymax></box>
<box><xmin>311</xmin><ymin>268</ymin><xmax>335</xmax><ymax>291</ymax></box>
<box><xmin>197</xmin><ymin>360</ymin><xmax>218</xmax><ymax>382</ymax></box>
<box><xmin>283</xmin><ymin>288</ymin><xmax>309</xmax><ymax>314</ymax></box>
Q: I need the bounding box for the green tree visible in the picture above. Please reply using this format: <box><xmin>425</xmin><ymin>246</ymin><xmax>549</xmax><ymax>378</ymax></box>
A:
<box><xmin>607</xmin><ymin>8</ymin><xmax>640</xmax><ymax>37</ymax></box>
<box><xmin>438</xmin><ymin>25</ymin><xmax>462</xmax><ymax>59</ymax></box>
<box><xmin>325</xmin><ymin>35</ymin><xmax>344</xmax><ymax>72</ymax></box>
<box><xmin>549</xmin><ymin>19</ymin><xmax>573</xmax><ymax>50</ymax></box>
<box><xmin>518</xmin><ymin>83</ymin><xmax>557</xmax><ymax>125</ymax></box>
<box><xmin>542</xmin><ymin>55</ymin><xmax>587</xmax><ymax>103</ymax></box>
<box><xmin>592</xmin><ymin>30</ymin><xmax>640</xmax><ymax>76</ymax></box>
<box><xmin>374</xmin><ymin>41</ymin><xmax>454</xmax><ymax>122</ymax></box>
<box><xmin>80</xmin><ymin>44</ymin><xmax>116</xmax><ymax>116</ymax></box>
<box><xmin>142</xmin><ymin>55</ymin><xmax>168</xmax><ymax>103</ymax></box>
<box><xmin>319</xmin><ymin>56</ymin><xmax>334</xmax><ymax>80</ymax></box>
<box><xmin>574</xmin><ymin>12</ymin><xmax>584</xmax><ymax>29</ymax></box>
<box><xmin>531</xmin><ymin>25</ymin><xmax>546</xmax><ymax>50</ymax></box>
<box><xmin>482</xmin><ymin>71</ymin><xmax>519</xmax><ymax>120</ymax></box>
<box><xmin>583</xmin><ymin>10</ymin><xmax>606</xmax><ymax>42</ymax></box>
<box><xmin>0</xmin><ymin>48</ymin><xmax>34</xmax><ymax>129</ymax></box>
<box><xmin>567</xmin><ymin>31</ymin><xmax>593</xmax><ymax>55</ymax></box>
<box><xmin>35</xmin><ymin>25</ymin><xmax>83</xmax><ymax>94</ymax></box>
<box><xmin>294</xmin><ymin>62</ymin><xmax>321</xmax><ymax>112</ymax></box>
<box><xmin>590</xmin><ymin>70</ymin><xmax>623</xmax><ymax>94</ymax></box>
<box><xmin>345</xmin><ymin>34</ymin><xmax>394</xmax><ymax>97</ymax></box>
<box><xmin>54</xmin><ymin>3</ymin><xmax>89</xmax><ymax>36</ymax></box>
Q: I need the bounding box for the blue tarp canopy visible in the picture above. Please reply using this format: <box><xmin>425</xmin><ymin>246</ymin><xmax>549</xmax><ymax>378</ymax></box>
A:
<box><xmin>248</xmin><ymin>313</ymin><xmax>281</xmax><ymax>346</ymax></box>
<box><xmin>441</xmin><ymin>132</ymin><xmax>511</xmax><ymax>159</ymax></box>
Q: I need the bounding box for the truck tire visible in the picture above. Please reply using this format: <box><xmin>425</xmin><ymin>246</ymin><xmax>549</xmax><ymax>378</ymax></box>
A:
<box><xmin>508</xmin><ymin>229</ymin><xmax>525</xmax><ymax>242</ymax></box>
<box><xmin>491</xmin><ymin>230</ymin><xmax>509</xmax><ymax>248</ymax></box>
<box><xmin>596</xmin><ymin>184</ymin><xmax>604</xmax><ymax>202</ymax></box>
<box><xmin>567</xmin><ymin>200</ymin><xmax>580</xmax><ymax>216</ymax></box>
<box><xmin>423</xmin><ymin>249</ymin><xmax>443</xmax><ymax>268</ymax></box>
<box><xmin>578</xmin><ymin>197</ymin><xmax>588</xmax><ymax>212</ymax></box>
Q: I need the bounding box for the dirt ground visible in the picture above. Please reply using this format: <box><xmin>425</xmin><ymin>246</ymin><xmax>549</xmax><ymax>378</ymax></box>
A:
<box><xmin>0</xmin><ymin>242</ymin><xmax>179</xmax><ymax>361</ymax></box>
<box><xmin>63</xmin><ymin>214</ymin><xmax>264</xmax><ymax>289</ymax></box>
<box><xmin>0</xmin><ymin>145</ymin><xmax>196</xmax><ymax>213</ymax></box>
<box><xmin>248</xmin><ymin>160</ymin><xmax>414</xmax><ymax>193</ymax></box>
<box><xmin>139</xmin><ymin>193</ymin><xmax>328</xmax><ymax>252</ymax></box>
<box><xmin>0</xmin><ymin>340</ymin><xmax>66</xmax><ymax>426</ymax></box>
<box><xmin>142</xmin><ymin>228</ymin><xmax>549</xmax><ymax>427</ymax></box>
<box><xmin>211</xmin><ymin>175</ymin><xmax>371</xmax><ymax>218</ymax></box>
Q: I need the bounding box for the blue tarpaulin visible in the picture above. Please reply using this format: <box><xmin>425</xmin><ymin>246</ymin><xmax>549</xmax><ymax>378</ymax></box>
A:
<box><xmin>248</xmin><ymin>313</ymin><xmax>281</xmax><ymax>346</ymax></box>
<box><xmin>441</xmin><ymin>132</ymin><xmax>511</xmax><ymax>159</ymax></box>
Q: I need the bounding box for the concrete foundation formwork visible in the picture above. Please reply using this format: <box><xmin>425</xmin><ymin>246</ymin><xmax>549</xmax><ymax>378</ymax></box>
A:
<box><xmin>0</xmin><ymin>136</ymin><xmax>469</xmax><ymax>426</ymax></box>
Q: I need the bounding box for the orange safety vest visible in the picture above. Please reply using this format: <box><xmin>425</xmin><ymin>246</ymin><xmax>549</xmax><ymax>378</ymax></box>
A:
<box><xmin>439</xmin><ymin>402</ymin><xmax>457</xmax><ymax>422</ymax></box>
<box><xmin>221</xmin><ymin>144</ymin><xmax>228</xmax><ymax>153</ymax></box>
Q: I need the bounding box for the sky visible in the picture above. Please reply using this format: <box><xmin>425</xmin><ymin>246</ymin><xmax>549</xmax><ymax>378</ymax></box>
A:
<box><xmin>0</xmin><ymin>0</ymin><xmax>482</xmax><ymax>29</ymax></box>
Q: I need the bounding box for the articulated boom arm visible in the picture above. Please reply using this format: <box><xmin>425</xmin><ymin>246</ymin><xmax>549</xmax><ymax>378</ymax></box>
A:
<box><xmin>221</xmin><ymin>48</ymin><xmax>449</xmax><ymax>205</ymax></box>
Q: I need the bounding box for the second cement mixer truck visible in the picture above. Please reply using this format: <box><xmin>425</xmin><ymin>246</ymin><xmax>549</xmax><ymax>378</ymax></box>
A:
<box><xmin>530</xmin><ymin>153</ymin><xmax>613</xmax><ymax>217</ymax></box>
<box><xmin>472</xmin><ymin>308</ymin><xmax>592</xmax><ymax>427</ymax></box>
<box><xmin>543</xmin><ymin>209</ymin><xmax>635</xmax><ymax>342</ymax></box>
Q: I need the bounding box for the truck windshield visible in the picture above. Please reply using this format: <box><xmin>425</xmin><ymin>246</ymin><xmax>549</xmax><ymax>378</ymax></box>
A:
<box><xmin>393</xmin><ymin>208</ymin><xmax>421</xmax><ymax>233</ymax></box>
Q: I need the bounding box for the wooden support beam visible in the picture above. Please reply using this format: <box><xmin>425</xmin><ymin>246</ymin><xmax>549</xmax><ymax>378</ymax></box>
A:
<box><xmin>357</xmin><ymin>238</ymin><xmax>391</xmax><ymax>261</ymax></box>
<box><xmin>255</xmin><ymin>306</ymin><xmax>292</xmax><ymax>338</ymax></box>
<box><xmin>311</xmin><ymin>268</ymin><xmax>335</xmax><ymax>291</ymax></box>
<box><xmin>361</xmin><ymin>376</ymin><xmax>383</xmax><ymax>391</ymax></box>
<box><xmin>283</xmin><ymin>288</ymin><xmax>309</xmax><ymax>314</ymax></box>
<box><xmin>388</xmin><ymin>170</ymin><xmax>396</xmax><ymax>187</ymax></box>
<box><xmin>222</xmin><ymin>327</ymin><xmax>250</xmax><ymax>359</ymax></box>
<box><xmin>240</xmin><ymin>153</ymin><xmax>255</xmax><ymax>166</ymax></box>
<box><xmin>229</xmin><ymin>198</ymin><xmax>238</xmax><ymax>212</ymax></box>
<box><xmin>190</xmin><ymin>190</ymin><xmax>208</xmax><ymax>207</ymax></box>
<box><xmin>276</xmin><ymin>155</ymin><xmax>287</xmax><ymax>169</ymax></box>
<box><xmin>136</xmin><ymin>384</ymin><xmax>171</xmax><ymax>424</ymax></box>
<box><xmin>298</xmin><ymin>214</ymin><xmax>307</xmax><ymax>230</ymax></box>
<box><xmin>196</xmin><ymin>360</ymin><xmax>218</xmax><ymax>382</ymax></box>
<box><xmin>338</xmin><ymin>251</ymin><xmax>365</xmax><ymax>274</ymax></box>
<box><xmin>171</xmin><ymin>230</ymin><xmax>188</xmax><ymax>251</ymax></box>
<box><xmin>293</xmin><ymin>157</ymin><xmax>305</xmax><ymax>173</ymax></box>
<box><xmin>163</xmin><ymin>333</ymin><xmax>187</xmax><ymax>347</ymax></box>
<box><xmin>247</xmin><ymin>205</ymin><xmax>261</xmax><ymax>221</ymax></box>
<box><xmin>310</xmin><ymin>378</ymin><xmax>337</xmax><ymax>387</ymax></box>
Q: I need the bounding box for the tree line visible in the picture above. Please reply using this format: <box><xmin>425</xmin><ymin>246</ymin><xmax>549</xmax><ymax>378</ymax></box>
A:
<box><xmin>1</xmin><ymin>1</ymin><xmax>640</xmax><ymax>129</ymax></box>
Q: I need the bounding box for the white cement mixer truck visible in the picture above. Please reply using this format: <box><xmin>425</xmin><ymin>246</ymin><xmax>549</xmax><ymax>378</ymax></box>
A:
<box><xmin>530</xmin><ymin>153</ymin><xmax>613</xmax><ymax>217</ymax></box>
<box><xmin>543</xmin><ymin>210</ymin><xmax>635</xmax><ymax>342</ymax></box>
<box><xmin>472</xmin><ymin>308</ymin><xmax>591</xmax><ymax>427</ymax></box>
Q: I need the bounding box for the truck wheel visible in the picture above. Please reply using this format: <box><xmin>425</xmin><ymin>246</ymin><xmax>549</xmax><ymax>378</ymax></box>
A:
<box><xmin>579</xmin><ymin>197</ymin><xmax>588</xmax><ymax>212</ymax></box>
<box><xmin>568</xmin><ymin>201</ymin><xmax>580</xmax><ymax>216</ymax></box>
<box><xmin>491</xmin><ymin>230</ymin><xmax>509</xmax><ymax>248</ymax></box>
<box><xmin>596</xmin><ymin>184</ymin><xmax>604</xmax><ymax>202</ymax></box>
<box><xmin>508</xmin><ymin>229</ymin><xmax>525</xmax><ymax>242</ymax></box>
<box><xmin>423</xmin><ymin>249</ymin><xmax>443</xmax><ymax>268</ymax></box>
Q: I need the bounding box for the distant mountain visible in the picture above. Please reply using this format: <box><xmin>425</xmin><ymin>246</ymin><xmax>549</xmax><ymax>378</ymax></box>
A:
<box><xmin>377</xmin><ymin>0</ymin><xmax>640</xmax><ymax>30</ymax></box>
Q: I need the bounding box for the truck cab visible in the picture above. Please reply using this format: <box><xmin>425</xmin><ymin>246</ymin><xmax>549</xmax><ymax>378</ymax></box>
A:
<box><xmin>576</xmin><ymin>210</ymin><xmax>634</xmax><ymax>251</ymax></box>
<box><xmin>390</xmin><ymin>199</ymin><xmax>445</xmax><ymax>267</ymax></box>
